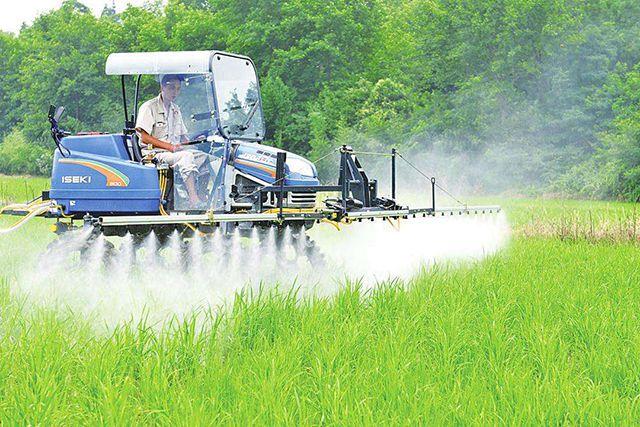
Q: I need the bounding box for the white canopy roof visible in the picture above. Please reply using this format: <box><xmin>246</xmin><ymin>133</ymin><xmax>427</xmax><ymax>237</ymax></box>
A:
<box><xmin>106</xmin><ymin>50</ymin><xmax>228</xmax><ymax>75</ymax></box>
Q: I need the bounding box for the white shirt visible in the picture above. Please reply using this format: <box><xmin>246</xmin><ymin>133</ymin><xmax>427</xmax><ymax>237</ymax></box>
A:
<box><xmin>136</xmin><ymin>93</ymin><xmax>188</xmax><ymax>150</ymax></box>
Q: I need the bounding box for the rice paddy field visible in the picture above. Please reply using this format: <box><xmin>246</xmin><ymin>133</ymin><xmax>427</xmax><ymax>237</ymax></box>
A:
<box><xmin>1</xmin><ymin>175</ymin><xmax>640</xmax><ymax>424</ymax></box>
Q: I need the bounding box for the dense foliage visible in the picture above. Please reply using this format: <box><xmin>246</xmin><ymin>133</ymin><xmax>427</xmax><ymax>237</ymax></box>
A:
<box><xmin>0</xmin><ymin>0</ymin><xmax>639</xmax><ymax>198</ymax></box>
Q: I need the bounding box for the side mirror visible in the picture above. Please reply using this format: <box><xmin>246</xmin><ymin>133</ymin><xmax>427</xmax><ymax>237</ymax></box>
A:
<box><xmin>54</xmin><ymin>106</ymin><xmax>65</xmax><ymax>122</ymax></box>
<box><xmin>48</xmin><ymin>105</ymin><xmax>57</xmax><ymax>120</ymax></box>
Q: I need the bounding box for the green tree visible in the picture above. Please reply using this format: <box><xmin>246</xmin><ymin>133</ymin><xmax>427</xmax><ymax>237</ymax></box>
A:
<box><xmin>0</xmin><ymin>32</ymin><xmax>17</xmax><ymax>137</ymax></box>
<box><xmin>10</xmin><ymin>1</ymin><xmax>123</xmax><ymax>145</ymax></box>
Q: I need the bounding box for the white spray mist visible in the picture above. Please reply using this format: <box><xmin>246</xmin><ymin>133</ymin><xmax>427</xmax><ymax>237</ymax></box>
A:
<box><xmin>14</xmin><ymin>212</ymin><xmax>510</xmax><ymax>331</ymax></box>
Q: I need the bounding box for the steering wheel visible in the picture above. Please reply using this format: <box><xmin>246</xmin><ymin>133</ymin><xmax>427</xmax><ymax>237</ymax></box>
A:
<box><xmin>187</xmin><ymin>129</ymin><xmax>211</xmax><ymax>141</ymax></box>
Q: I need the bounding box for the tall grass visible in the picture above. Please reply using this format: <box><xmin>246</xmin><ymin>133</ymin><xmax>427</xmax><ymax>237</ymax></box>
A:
<box><xmin>472</xmin><ymin>196</ymin><xmax>640</xmax><ymax>243</ymax></box>
<box><xmin>1</xmin><ymin>239</ymin><xmax>640</xmax><ymax>423</ymax></box>
<box><xmin>2</xmin><ymin>177</ymin><xmax>640</xmax><ymax>423</ymax></box>
<box><xmin>0</xmin><ymin>175</ymin><xmax>49</xmax><ymax>205</ymax></box>
<box><xmin>520</xmin><ymin>210</ymin><xmax>640</xmax><ymax>243</ymax></box>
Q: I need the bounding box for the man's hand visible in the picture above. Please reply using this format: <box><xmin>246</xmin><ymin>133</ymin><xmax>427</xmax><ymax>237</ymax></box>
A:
<box><xmin>137</xmin><ymin>128</ymin><xmax>183</xmax><ymax>153</ymax></box>
<box><xmin>171</xmin><ymin>143</ymin><xmax>184</xmax><ymax>153</ymax></box>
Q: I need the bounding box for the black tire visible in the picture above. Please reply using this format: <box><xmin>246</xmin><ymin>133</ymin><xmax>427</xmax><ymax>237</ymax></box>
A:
<box><xmin>79</xmin><ymin>236</ymin><xmax>116</xmax><ymax>266</ymax></box>
<box><xmin>284</xmin><ymin>226</ymin><xmax>328</xmax><ymax>268</ymax></box>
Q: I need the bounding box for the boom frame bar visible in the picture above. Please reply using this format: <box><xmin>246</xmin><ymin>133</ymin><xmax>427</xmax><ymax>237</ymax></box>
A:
<box><xmin>94</xmin><ymin>205</ymin><xmax>500</xmax><ymax>228</ymax></box>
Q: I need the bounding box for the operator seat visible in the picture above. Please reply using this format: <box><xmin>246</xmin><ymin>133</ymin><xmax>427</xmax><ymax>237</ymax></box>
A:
<box><xmin>129</xmin><ymin>133</ymin><xmax>144</xmax><ymax>162</ymax></box>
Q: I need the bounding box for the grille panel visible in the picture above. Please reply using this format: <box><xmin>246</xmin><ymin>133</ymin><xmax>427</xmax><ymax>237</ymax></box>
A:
<box><xmin>288</xmin><ymin>192</ymin><xmax>316</xmax><ymax>206</ymax></box>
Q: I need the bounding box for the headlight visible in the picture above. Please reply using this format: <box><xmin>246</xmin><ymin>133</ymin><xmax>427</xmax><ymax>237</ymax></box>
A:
<box><xmin>286</xmin><ymin>157</ymin><xmax>315</xmax><ymax>177</ymax></box>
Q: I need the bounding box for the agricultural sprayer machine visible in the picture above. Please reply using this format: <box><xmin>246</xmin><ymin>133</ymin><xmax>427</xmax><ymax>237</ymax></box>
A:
<box><xmin>0</xmin><ymin>50</ymin><xmax>500</xmax><ymax>263</ymax></box>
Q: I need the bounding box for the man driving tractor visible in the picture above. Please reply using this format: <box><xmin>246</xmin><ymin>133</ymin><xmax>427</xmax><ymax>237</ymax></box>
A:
<box><xmin>135</xmin><ymin>74</ymin><xmax>203</xmax><ymax>207</ymax></box>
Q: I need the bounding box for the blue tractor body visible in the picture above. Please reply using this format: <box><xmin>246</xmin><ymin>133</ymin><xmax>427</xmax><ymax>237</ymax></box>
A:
<box><xmin>49</xmin><ymin>134</ymin><xmax>161</xmax><ymax>215</ymax></box>
<box><xmin>232</xmin><ymin>142</ymin><xmax>319</xmax><ymax>186</ymax></box>
<box><xmin>48</xmin><ymin>133</ymin><xmax>319</xmax><ymax>216</ymax></box>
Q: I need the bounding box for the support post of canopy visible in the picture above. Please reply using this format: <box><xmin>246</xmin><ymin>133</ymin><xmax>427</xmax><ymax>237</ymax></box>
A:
<box><xmin>431</xmin><ymin>177</ymin><xmax>436</xmax><ymax>212</ymax></box>
<box><xmin>276</xmin><ymin>152</ymin><xmax>287</xmax><ymax>220</ymax></box>
<box><xmin>133</xmin><ymin>74</ymin><xmax>142</xmax><ymax>124</ymax></box>
<box><xmin>121</xmin><ymin>76</ymin><xmax>129</xmax><ymax>126</ymax></box>
<box><xmin>340</xmin><ymin>146</ymin><xmax>349</xmax><ymax>214</ymax></box>
<box><xmin>391</xmin><ymin>147</ymin><xmax>396</xmax><ymax>200</ymax></box>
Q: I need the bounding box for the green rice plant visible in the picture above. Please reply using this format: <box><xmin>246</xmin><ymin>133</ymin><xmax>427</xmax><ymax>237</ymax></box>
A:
<box><xmin>470</xmin><ymin>196</ymin><xmax>640</xmax><ymax>242</ymax></box>
<box><xmin>2</xmin><ymin>178</ymin><xmax>640</xmax><ymax>424</ymax></box>
<box><xmin>0</xmin><ymin>175</ymin><xmax>49</xmax><ymax>205</ymax></box>
<box><xmin>0</xmin><ymin>239</ymin><xmax>639</xmax><ymax>424</ymax></box>
<box><xmin>519</xmin><ymin>210</ymin><xmax>640</xmax><ymax>243</ymax></box>
<box><xmin>470</xmin><ymin>196</ymin><xmax>639</xmax><ymax>226</ymax></box>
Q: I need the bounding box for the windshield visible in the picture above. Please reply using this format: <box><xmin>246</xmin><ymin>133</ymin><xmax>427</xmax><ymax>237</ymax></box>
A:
<box><xmin>212</xmin><ymin>54</ymin><xmax>265</xmax><ymax>141</ymax></box>
<box><xmin>137</xmin><ymin>73</ymin><xmax>217</xmax><ymax>141</ymax></box>
<box><xmin>179</xmin><ymin>74</ymin><xmax>216</xmax><ymax>139</ymax></box>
